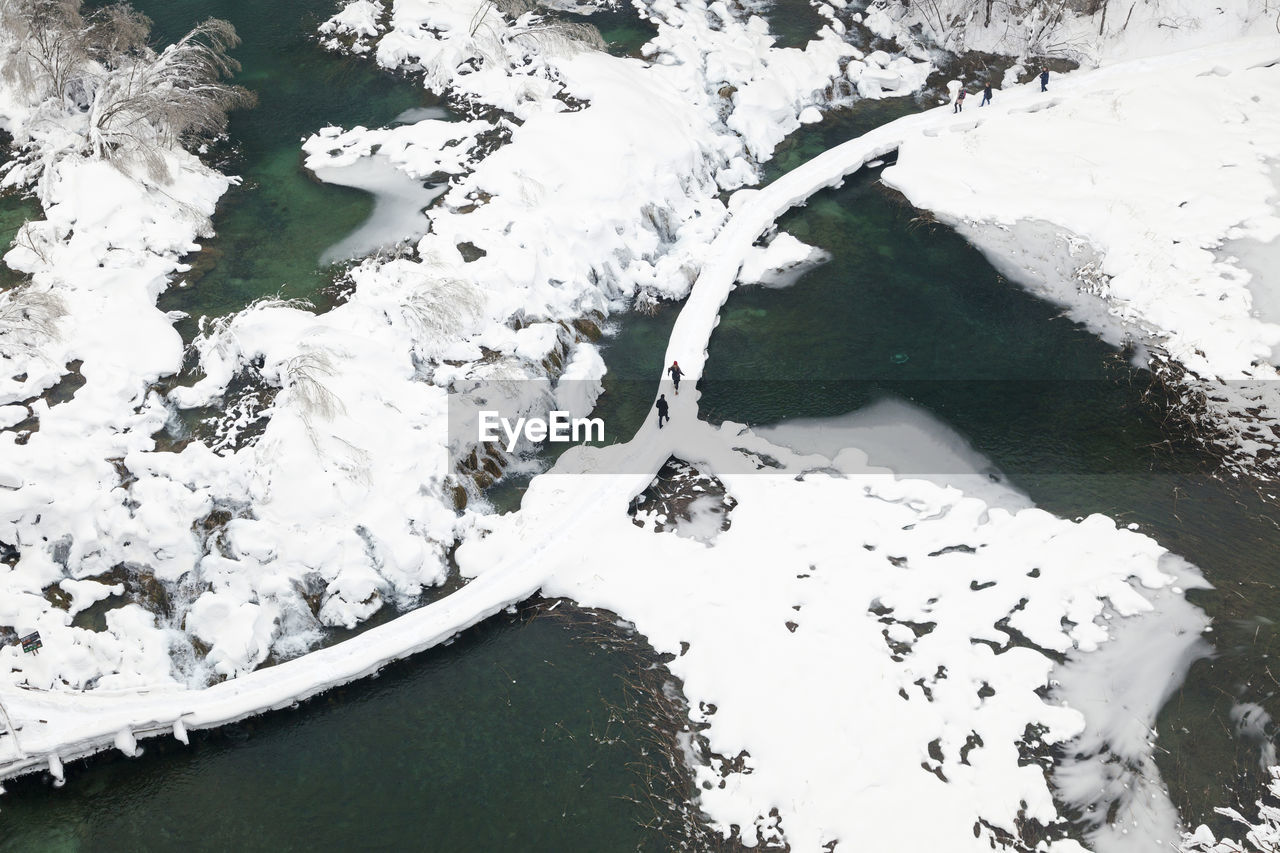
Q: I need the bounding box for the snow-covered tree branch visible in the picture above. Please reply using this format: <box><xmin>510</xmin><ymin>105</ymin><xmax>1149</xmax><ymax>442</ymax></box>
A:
<box><xmin>0</xmin><ymin>0</ymin><xmax>254</xmax><ymax>181</ymax></box>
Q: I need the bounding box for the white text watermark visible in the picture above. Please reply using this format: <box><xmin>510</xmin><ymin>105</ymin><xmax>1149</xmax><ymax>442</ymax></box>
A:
<box><xmin>478</xmin><ymin>411</ymin><xmax>605</xmax><ymax>453</ymax></box>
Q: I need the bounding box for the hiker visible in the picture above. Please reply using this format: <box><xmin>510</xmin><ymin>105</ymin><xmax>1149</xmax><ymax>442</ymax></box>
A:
<box><xmin>980</xmin><ymin>83</ymin><xmax>992</xmax><ymax>106</ymax></box>
<box><xmin>668</xmin><ymin>360</ymin><xmax>683</xmax><ymax>394</ymax></box>
<box><xmin>953</xmin><ymin>89</ymin><xmax>966</xmax><ymax>113</ymax></box>
<box><xmin>1040</xmin><ymin>68</ymin><xmax>1049</xmax><ymax>92</ymax></box>
<box><xmin>655</xmin><ymin>394</ymin><xmax>670</xmax><ymax>429</ymax></box>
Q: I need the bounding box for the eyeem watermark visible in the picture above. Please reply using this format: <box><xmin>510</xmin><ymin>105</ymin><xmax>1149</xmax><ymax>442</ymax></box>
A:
<box><xmin>478</xmin><ymin>410</ymin><xmax>604</xmax><ymax>453</ymax></box>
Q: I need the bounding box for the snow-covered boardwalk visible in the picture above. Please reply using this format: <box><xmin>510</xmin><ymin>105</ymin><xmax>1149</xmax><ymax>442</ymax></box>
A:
<box><xmin>1</xmin><ymin>38</ymin><xmax>1267</xmax><ymax>788</ymax></box>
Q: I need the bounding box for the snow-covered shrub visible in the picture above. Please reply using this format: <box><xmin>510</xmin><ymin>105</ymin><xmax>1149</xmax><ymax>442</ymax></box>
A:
<box><xmin>0</xmin><ymin>0</ymin><xmax>254</xmax><ymax>180</ymax></box>
<box><xmin>0</xmin><ymin>284</ymin><xmax>64</xmax><ymax>359</ymax></box>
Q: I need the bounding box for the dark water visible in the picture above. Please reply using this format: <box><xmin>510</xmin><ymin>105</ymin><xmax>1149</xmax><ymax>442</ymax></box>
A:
<box><xmin>563</xmin><ymin>2</ymin><xmax>659</xmax><ymax>57</ymax></box>
<box><xmin>699</xmin><ymin>151</ymin><xmax>1280</xmax><ymax>832</ymax></box>
<box><xmin>0</xmin><ymin>611</ymin><xmax>671</xmax><ymax>851</ymax></box>
<box><xmin>758</xmin><ymin>0</ymin><xmax>828</xmax><ymax>49</ymax></box>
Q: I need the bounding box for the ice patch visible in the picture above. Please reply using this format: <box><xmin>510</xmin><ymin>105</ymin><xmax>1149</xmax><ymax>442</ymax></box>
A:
<box><xmin>737</xmin><ymin>230</ymin><xmax>830</xmax><ymax>289</ymax></box>
<box><xmin>313</xmin><ymin>156</ymin><xmax>445</xmax><ymax>264</ymax></box>
<box><xmin>392</xmin><ymin>106</ymin><xmax>451</xmax><ymax>124</ymax></box>
<box><xmin>755</xmin><ymin>398</ymin><xmax>1033</xmax><ymax>512</ymax></box>
<box><xmin>1051</xmin><ymin>554</ymin><xmax>1212</xmax><ymax>853</ymax></box>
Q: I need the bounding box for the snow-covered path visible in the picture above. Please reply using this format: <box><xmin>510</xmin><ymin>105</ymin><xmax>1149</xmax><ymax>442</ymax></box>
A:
<box><xmin>2</xmin><ymin>37</ymin><xmax>1267</xmax><ymax>796</ymax></box>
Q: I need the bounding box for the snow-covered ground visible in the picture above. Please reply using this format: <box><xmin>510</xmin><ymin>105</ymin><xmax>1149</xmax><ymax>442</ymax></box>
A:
<box><xmin>861</xmin><ymin>0</ymin><xmax>1277</xmax><ymax>67</ymax></box>
<box><xmin>879</xmin><ymin>36</ymin><xmax>1280</xmax><ymax>473</ymax></box>
<box><xmin>1</xmin><ymin>43</ymin><xmax>1250</xmax><ymax>848</ymax></box>
<box><xmin>0</xmin><ymin>0</ymin><xmax>890</xmax><ymax>690</ymax></box>
<box><xmin>0</xmin><ymin>16</ymin><xmax>237</xmax><ymax>691</ymax></box>
<box><xmin>2</xmin><ymin>0</ymin><xmax>1277</xmax><ymax>849</ymax></box>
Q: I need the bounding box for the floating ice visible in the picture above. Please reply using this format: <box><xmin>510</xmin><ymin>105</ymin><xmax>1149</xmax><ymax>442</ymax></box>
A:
<box><xmin>313</xmin><ymin>155</ymin><xmax>445</xmax><ymax>264</ymax></box>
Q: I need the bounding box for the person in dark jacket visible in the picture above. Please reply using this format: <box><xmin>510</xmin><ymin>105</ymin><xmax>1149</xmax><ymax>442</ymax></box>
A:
<box><xmin>953</xmin><ymin>89</ymin><xmax>966</xmax><ymax>113</ymax></box>
<box><xmin>655</xmin><ymin>394</ymin><xmax>670</xmax><ymax>428</ymax></box>
<box><xmin>1040</xmin><ymin>69</ymin><xmax>1049</xmax><ymax>92</ymax></box>
<box><xmin>980</xmin><ymin>83</ymin><xmax>992</xmax><ymax>106</ymax></box>
<box><xmin>668</xmin><ymin>360</ymin><xmax>683</xmax><ymax>394</ymax></box>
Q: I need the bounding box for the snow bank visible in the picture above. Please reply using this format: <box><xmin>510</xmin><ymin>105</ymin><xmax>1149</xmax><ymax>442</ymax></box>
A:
<box><xmin>459</xmin><ymin>404</ymin><xmax>1204</xmax><ymax>849</ymax></box>
<box><xmin>0</xmin><ymin>62</ymin><xmax>234</xmax><ymax>691</ymax></box>
<box><xmin>879</xmin><ymin>38</ymin><xmax>1280</xmax><ymax>473</ymax></box>
<box><xmin>862</xmin><ymin>0</ymin><xmax>1278</xmax><ymax>67</ymax></box>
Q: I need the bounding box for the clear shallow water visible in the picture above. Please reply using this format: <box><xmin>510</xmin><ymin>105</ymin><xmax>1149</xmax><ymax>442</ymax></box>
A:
<box><xmin>0</xmin><ymin>193</ymin><xmax>40</xmax><ymax>290</ymax></box>
<box><xmin>131</xmin><ymin>0</ymin><xmax>447</xmax><ymax>338</ymax></box>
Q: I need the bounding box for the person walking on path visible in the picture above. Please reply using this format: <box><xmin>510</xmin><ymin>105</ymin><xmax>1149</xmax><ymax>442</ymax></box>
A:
<box><xmin>980</xmin><ymin>83</ymin><xmax>992</xmax><ymax>106</ymax></box>
<box><xmin>668</xmin><ymin>360</ymin><xmax>683</xmax><ymax>394</ymax></box>
<box><xmin>953</xmin><ymin>89</ymin><xmax>966</xmax><ymax>113</ymax></box>
<box><xmin>655</xmin><ymin>394</ymin><xmax>670</xmax><ymax>428</ymax></box>
<box><xmin>1040</xmin><ymin>69</ymin><xmax>1049</xmax><ymax>92</ymax></box>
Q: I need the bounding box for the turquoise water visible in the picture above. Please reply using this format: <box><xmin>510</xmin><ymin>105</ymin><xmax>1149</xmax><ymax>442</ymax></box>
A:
<box><xmin>0</xmin><ymin>194</ymin><xmax>38</xmax><ymax>259</ymax></box>
<box><xmin>136</xmin><ymin>0</ymin><xmax>444</xmax><ymax>337</ymax></box>
<box><xmin>0</xmin><ymin>193</ymin><xmax>40</xmax><ymax>290</ymax></box>
<box><xmin>562</xmin><ymin>3</ymin><xmax>659</xmax><ymax>57</ymax></box>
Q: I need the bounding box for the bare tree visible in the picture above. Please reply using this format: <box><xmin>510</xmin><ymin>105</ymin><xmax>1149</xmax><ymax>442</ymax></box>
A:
<box><xmin>0</xmin><ymin>285</ymin><xmax>66</xmax><ymax>360</ymax></box>
<box><xmin>3</xmin><ymin>0</ymin><xmax>87</xmax><ymax>104</ymax></box>
<box><xmin>86</xmin><ymin>17</ymin><xmax>256</xmax><ymax>178</ymax></box>
<box><xmin>85</xmin><ymin>1</ymin><xmax>151</xmax><ymax>64</ymax></box>
<box><xmin>1</xmin><ymin>1</ymin><xmax>254</xmax><ymax>179</ymax></box>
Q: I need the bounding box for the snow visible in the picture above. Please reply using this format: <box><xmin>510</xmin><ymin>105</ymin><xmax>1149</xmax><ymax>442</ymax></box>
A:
<box><xmin>878</xmin><ymin>38</ymin><xmax>1280</xmax><ymax>471</ymax></box>
<box><xmin>319</xmin><ymin>0</ymin><xmax>385</xmax><ymax>39</ymax></box>
<box><xmin>736</xmin><ymin>230</ymin><xmax>830</xmax><ymax>288</ymax></box>
<box><xmin>0</xmin><ymin>3</ymin><xmax>1258</xmax><ymax>850</ymax></box>
<box><xmin>311</xmin><ymin>155</ymin><xmax>446</xmax><ymax>264</ymax></box>
<box><xmin>0</xmin><ymin>26</ymin><xmax>235</xmax><ymax>691</ymax></box>
<box><xmin>555</xmin><ymin>342</ymin><xmax>606</xmax><ymax>420</ymax></box>
<box><xmin>57</xmin><ymin>579</ymin><xmax>124</xmax><ymax>618</ymax></box>
<box><xmin>862</xmin><ymin>0</ymin><xmax>1277</xmax><ymax>67</ymax></box>
<box><xmin>1051</xmin><ymin>557</ymin><xmax>1211</xmax><ymax>852</ymax></box>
